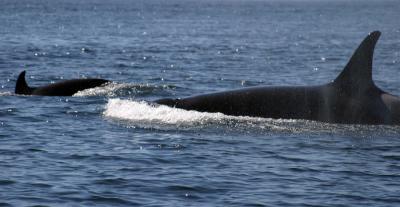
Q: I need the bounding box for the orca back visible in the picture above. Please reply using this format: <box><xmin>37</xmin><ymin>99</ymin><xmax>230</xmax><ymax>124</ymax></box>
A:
<box><xmin>15</xmin><ymin>71</ymin><xmax>109</xmax><ymax>96</ymax></box>
<box><xmin>31</xmin><ymin>78</ymin><xmax>109</xmax><ymax>96</ymax></box>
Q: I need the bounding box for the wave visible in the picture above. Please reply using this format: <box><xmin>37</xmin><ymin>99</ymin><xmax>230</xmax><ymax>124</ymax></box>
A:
<box><xmin>103</xmin><ymin>98</ymin><xmax>236</xmax><ymax>128</ymax></box>
<box><xmin>103</xmin><ymin>98</ymin><xmax>299</xmax><ymax>131</ymax></box>
<box><xmin>73</xmin><ymin>82</ymin><xmax>174</xmax><ymax>97</ymax></box>
<box><xmin>0</xmin><ymin>92</ymin><xmax>12</xmax><ymax>96</ymax></box>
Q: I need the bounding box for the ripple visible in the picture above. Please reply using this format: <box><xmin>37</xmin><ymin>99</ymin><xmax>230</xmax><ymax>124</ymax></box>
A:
<box><xmin>0</xmin><ymin>180</ymin><xmax>16</xmax><ymax>185</ymax></box>
<box><xmin>382</xmin><ymin>153</ymin><xmax>400</xmax><ymax>161</ymax></box>
<box><xmin>27</xmin><ymin>148</ymin><xmax>46</xmax><ymax>153</ymax></box>
<box><xmin>28</xmin><ymin>182</ymin><xmax>53</xmax><ymax>188</ymax></box>
<box><xmin>165</xmin><ymin>185</ymin><xmax>216</xmax><ymax>194</ymax></box>
<box><xmin>63</xmin><ymin>154</ymin><xmax>91</xmax><ymax>160</ymax></box>
<box><xmin>93</xmin><ymin>178</ymin><xmax>129</xmax><ymax>185</ymax></box>
<box><xmin>87</xmin><ymin>195</ymin><xmax>139</xmax><ymax>205</ymax></box>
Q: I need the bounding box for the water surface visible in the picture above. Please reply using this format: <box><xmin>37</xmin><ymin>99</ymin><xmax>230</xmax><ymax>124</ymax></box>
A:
<box><xmin>1</xmin><ymin>0</ymin><xmax>400</xmax><ymax>206</ymax></box>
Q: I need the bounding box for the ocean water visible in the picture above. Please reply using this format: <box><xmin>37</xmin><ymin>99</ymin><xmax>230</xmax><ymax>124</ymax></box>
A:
<box><xmin>1</xmin><ymin>0</ymin><xmax>400</xmax><ymax>206</ymax></box>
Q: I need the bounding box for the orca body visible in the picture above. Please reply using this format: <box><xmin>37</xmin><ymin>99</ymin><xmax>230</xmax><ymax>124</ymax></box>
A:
<box><xmin>156</xmin><ymin>31</ymin><xmax>400</xmax><ymax>125</ymax></box>
<box><xmin>15</xmin><ymin>71</ymin><xmax>109</xmax><ymax>96</ymax></box>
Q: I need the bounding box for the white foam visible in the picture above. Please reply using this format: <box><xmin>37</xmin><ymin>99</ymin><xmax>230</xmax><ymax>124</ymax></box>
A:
<box><xmin>73</xmin><ymin>82</ymin><xmax>171</xmax><ymax>97</ymax></box>
<box><xmin>73</xmin><ymin>83</ymin><xmax>128</xmax><ymax>97</ymax></box>
<box><xmin>102</xmin><ymin>98</ymin><xmax>301</xmax><ymax>131</ymax></box>
<box><xmin>102</xmin><ymin>98</ymin><xmax>400</xmax><ymax>135</ymax></box>
<box><xmin>0</xmin><ymin>92</ymin><xmax>13</xmax><ymax>96</ymax></box>
<box><xmin>104</xmin><ymin>98</ymin><xmax>228</xmax><ymax>126</ymax></box>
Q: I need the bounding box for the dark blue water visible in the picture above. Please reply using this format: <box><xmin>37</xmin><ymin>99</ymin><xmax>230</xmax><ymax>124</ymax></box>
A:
<box><xmin>1</xmin><ymin>0</ymin><xmax>400</xmax><ymax>206</ymax></box>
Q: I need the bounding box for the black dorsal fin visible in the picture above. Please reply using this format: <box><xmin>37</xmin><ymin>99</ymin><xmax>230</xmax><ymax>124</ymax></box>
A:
<box><xmin>15</xmin><ymin>71</ymin><xmax>34</xmax><ymax>95</ymax></box>
<box><xmin>333</xmin><ymin>31</ymin><xmax>381</xmax><ymax>92</ymax></box>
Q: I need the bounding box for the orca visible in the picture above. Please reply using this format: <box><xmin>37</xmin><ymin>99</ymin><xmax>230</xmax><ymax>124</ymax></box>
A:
<box><xmin>15</xmin><ymin>71</ymin><xmax>109</xmax><ymax>96</ymax></box>
<box><xmin>155</xmin><ymin>31</ymin><xmax>400</xmax><ymax>125</ymax></box>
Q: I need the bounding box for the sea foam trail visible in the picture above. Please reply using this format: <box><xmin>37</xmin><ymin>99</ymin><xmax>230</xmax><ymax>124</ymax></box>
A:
<box><xmin>103</xmin><ymin>98</ymin><xmax>326</xmax><ymax>132</ymax></box>
<box><xmin>103</xmin><ymin>98</ymin><xmax>234</xmax><ymax>126</ymax></box>
<box><xmin>102</xmin><ymin>98</ymin><xmax>298</xmax><ymax>132</ymax></box>
<box><xmin>0</xmin><ymin>92</ymin><xmax>12</xmax><ymax>96</ymax></box>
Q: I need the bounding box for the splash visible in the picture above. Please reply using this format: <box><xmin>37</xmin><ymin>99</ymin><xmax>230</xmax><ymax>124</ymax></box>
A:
<box><xmin>73</xmin><ymin>82</ymin><xmax>173</xmax><ymax>97</ymax></box>
<box><xmin>104</xmin><ymin>98</ymin><xmax>231</xmax><ymax>126</ymax></box>
<box><xmin>103</xmin><ymin>98</ymin><xmax>303</xmax><ymax>131</ymax></box>
<box><xmin>0</xmin><ymin>92</ymin><xmax>13</xmax><ymax>96</ymax></box>
<box><xmin>73</xmin><ymin>83</ymin><xmax>132</xmax><ymax>97</ymax></box>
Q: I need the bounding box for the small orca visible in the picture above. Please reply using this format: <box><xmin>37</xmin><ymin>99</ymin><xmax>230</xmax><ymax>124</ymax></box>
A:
<box><xmin>15</xmin><ymin>71</ymin><xmax>109</xmax><ymax>96</ymax></box>
<box><xmin>156</xmin><ymin>31</ymin><xmax>400</xmax><ymax>125</ymax></box>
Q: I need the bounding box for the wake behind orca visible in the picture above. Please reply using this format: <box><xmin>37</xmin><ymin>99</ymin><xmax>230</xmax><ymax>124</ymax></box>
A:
<box><xmin>15</xmin><ymin>71</ymin><xmax>109</xmax><ymax>96</ymax></box>
<box><xmin>155</xmin><ymin>31</ymin><xmax>400</xmax><ymax>125</ymax></box>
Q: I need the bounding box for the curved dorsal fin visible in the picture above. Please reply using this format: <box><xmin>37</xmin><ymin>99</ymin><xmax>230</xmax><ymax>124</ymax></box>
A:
<box><xmin>15</xmin><ymin>71</ymin><xmax>34</xmax><ymax>95</ymax></box>
<box><xmin>333</xmin><ymin>31</ymin><xmax>381</xmax><ymax>92</ymax></box>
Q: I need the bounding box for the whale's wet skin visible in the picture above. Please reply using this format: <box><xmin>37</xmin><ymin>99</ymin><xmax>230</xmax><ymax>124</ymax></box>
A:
<box><xmin>1</xmin><ymin>0</ymin><xmax>400</xmax><ymax>206</ymax></box>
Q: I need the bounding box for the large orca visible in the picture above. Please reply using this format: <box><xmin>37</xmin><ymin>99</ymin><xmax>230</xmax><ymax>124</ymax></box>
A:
<box><xmin>156</xmin><ymin>31</ymin><xmax>400</xmax><ymax>125</ymax></box>
<box><xmin>15</xmin><ymin>71</ymin><xmax>109</xmax><ymax>96</ymax></box>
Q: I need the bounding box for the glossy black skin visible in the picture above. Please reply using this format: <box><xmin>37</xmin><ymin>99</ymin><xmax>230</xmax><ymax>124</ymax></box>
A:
<box><xmin>15</xmin><ymin>71</ymin><xmax>109</xmax><ymax>96</ymax></box>
<box><xmin>156</xmin><ymin>83</ymin><xmax>400</xmax><ymax>125</ymax></box>
<box><xmin>156</xmin><ymin>31</ymin><xmax>400</xmax><ymax>125</ymax></box>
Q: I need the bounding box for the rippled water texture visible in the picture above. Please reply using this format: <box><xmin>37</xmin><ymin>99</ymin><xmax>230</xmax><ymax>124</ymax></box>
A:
<box><xmin>1</xmin><ymin>0</ymin><xmax>400</xmax><ymax>206</ymax></box>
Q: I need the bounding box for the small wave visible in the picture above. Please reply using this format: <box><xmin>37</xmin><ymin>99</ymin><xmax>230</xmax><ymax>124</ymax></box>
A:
<box><xmin>0</xmin><ymin>92</ymin><xmax>12</xmax><ymax>96</ymax></box>
<box><xmin>87</xmin><ymin>195</ymin><xmax>138</xmax><ymax>205</ymax></box>
<box><xmin>73</xmin><ymin>82</ymin><xmax>174</xmax><ymax>97</ymax></box>
<box><xmin>104</xmin><ymin>98</ymin><xmax>228</xmax><ymax>126</ymax></box>
<box><xmin>0</xmin><ymin>202</ymin><xmax>12</xmax><ymax>207</ymax></box>
<box><xmin>0</xmin><ymin>179</ymin><xmax>16</xmax><ymax>185</ymax></box>
<box><xmin>103</xmin><ymin>99</ymin><xmax>400</xmax><ymax>135</ymax></box>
